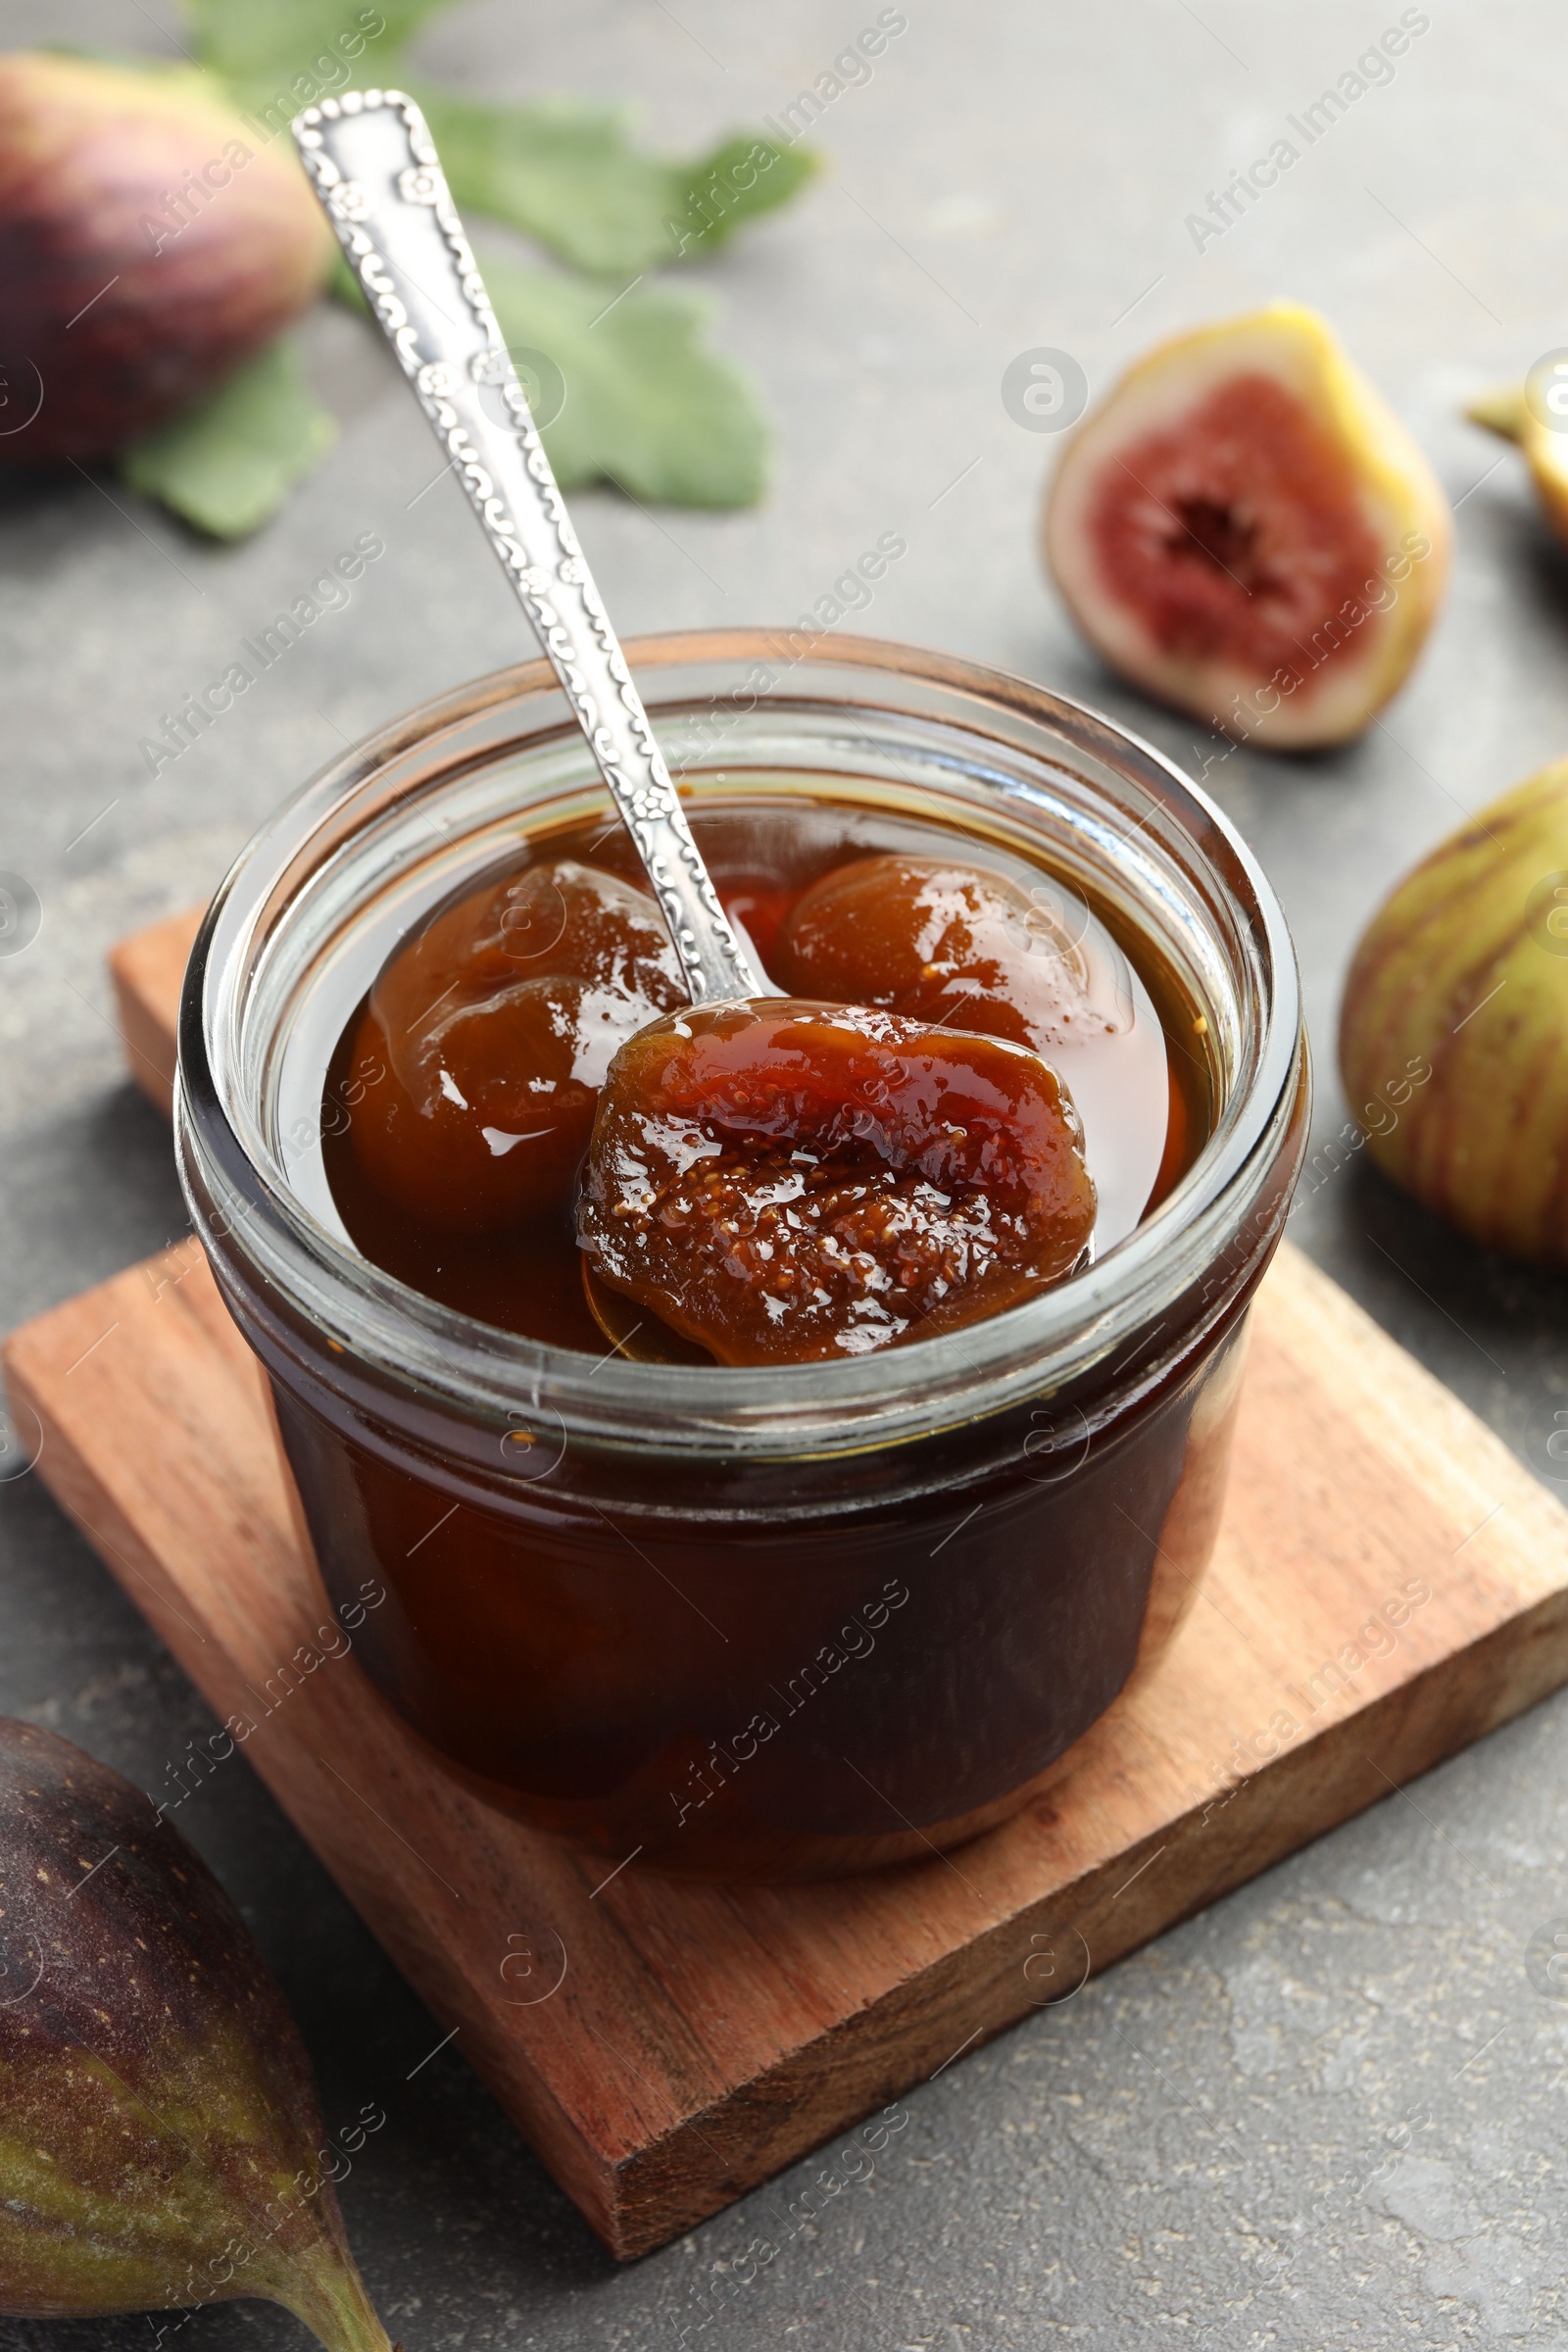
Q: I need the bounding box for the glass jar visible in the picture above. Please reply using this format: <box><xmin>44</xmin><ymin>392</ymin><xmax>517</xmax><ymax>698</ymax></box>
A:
<box><xmin>176</xmin><ymin>631</ymin><xmax>1308</xmax><ymax>1882</ymax></box>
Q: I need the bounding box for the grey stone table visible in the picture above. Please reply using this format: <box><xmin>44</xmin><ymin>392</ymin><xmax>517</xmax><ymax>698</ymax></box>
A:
<box><xmin>3</xmin><ymin>2</ymin><xmax>1568</xmax><ymax>2344</ymax></box>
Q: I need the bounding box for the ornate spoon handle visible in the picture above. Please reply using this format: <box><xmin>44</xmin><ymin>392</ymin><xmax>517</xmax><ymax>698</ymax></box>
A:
<box><xmin>293</xmin><ymin>88</ymin><xmax>764</xmax><ymax>1004</ymax></box>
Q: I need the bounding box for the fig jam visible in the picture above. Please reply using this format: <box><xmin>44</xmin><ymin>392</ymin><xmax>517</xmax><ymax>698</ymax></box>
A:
<box><xmin>321</xmin><ymin>794</ymin><xmax>1211</xmax><ymax>1356</ymax></box>
<box><xmin>178</xmin><ymin>653</ymin><xmax>1307</xmax><ymax>1889</ymax></box>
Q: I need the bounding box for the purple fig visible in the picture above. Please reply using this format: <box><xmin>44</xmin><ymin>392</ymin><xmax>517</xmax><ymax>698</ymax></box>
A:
<box><xmin>0</xmin><ymin>1718</ymin><xmax>391</xmax><ymax>2352</ymax></box>
<box><xmin>0</xmin><ymin>53</ymin><xmax>333</xmax><ymax>464</ymax></box>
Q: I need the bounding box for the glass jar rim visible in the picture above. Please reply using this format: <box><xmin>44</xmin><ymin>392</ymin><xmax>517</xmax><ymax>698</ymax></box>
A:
<box><xmin>176</xmin><ymin>629</ymin><xmax>1304</xmax><ymax>1457</ymax></box>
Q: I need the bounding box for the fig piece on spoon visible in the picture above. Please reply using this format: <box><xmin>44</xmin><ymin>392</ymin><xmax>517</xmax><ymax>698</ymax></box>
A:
<box><xmin>1044</xmin><ymin>301</ymin><xmax>1450</xmax><ymax>749</ymax></box>
<box><xmin>578</xmin><ymin>999</ymin><xmax>1097</xmax><ymax>1364</ymax></box>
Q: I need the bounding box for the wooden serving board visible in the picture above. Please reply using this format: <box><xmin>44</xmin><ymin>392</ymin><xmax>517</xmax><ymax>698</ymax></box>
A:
<box><xmin>109</xmin><ymin>904</ymin><xmax>202</xmax><ymax>1122</ymax></box>
<box><xmin>10</xmin><ymin>1246</ymin><xmax>1568</xmax><ymax>2258</ymax></box>
<box><xmin>3</xmin><ymin>912</ymin><xmax>1566</xmax><ymax>2259</ymax></box>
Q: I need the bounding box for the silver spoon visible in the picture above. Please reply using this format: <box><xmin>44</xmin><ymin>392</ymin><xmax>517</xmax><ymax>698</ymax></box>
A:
<box><xmin>292</xmin><ymin>88</ymin><xmax>765</xmax><ymax>1006</ymax></box>
<box><xmin>294</xmin><ymin>90</ymin><xmax>763</xmax><ymax>1361</ymax></box>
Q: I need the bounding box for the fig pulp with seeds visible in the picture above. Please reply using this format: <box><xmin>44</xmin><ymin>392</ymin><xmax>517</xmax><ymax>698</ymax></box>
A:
<box><xmin>0</xmin><ymin>1719</ymin><xmax>389</xmax><ymax>2352</ymax></box>
<box><xmin>324</xmin><ymin>796</ymin><xmax>1207</xmax><ymax>1358</ymax></box>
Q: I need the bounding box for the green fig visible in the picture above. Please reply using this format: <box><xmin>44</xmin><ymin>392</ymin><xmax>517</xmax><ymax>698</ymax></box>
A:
<box><xmin>0</xmin><ymin>53</ymin><xmax>333</xmax><ymax>464</ymax></box>
<box><xmin>1338</xmin><ymin>755</ymin><xmax>1568</xmax><ymax>1259</ymax></box>
<box><xmin>0</xmin><ymin>1719</ymin><xmax>391</xmax><ymax>2352</ymax></box>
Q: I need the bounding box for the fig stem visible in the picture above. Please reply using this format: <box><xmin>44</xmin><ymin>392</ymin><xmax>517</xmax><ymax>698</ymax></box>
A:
<box><xmin>268</xmin><ymin>2242</ymin><xmax>395</xmax><ymax>2352</ymax></box>
<box><xmin>1464</xmin><ymin>384</ymin><xmax>1525</xmax><ymax>443</ymax></box>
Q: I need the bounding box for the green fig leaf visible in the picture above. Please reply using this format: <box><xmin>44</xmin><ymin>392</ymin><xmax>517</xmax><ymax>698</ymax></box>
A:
<box><xmin>663</xmin><ymin>131</ymin><xmax>819</xmax><ymax>261</ymax></box>
<box><xmin>416</xmin><ymin>88</ymin><xmax>816</xmax><ymax>275</ymax></box>
<box><xmin>480</xmin><ymin>250</ymin><xmax>767</xmax><ymax>507</ymax></box>
<box><xmin>328</xmin><ymin>243</ymin><xmax>369</xmax><ymax>313</ymax></box>
<box><xmin>182</xmin><ymin>0</ymin><xmax>449</xmax><ymax>112</ymax></box>
<box><xmin>120</xmin><ymin>337</ymin><xmax>337</xmax><ymax>539</ymax></box>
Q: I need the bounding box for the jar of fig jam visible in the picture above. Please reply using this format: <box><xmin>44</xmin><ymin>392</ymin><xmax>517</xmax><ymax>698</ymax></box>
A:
<box><xmin>177</xmin><ymin>632</ymin><xmax>1307</xmax><ymax>1881</ymax></box>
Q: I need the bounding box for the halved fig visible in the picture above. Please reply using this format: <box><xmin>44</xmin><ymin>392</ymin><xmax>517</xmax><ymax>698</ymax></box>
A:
<box><xmin>1044</xmin><ymin>302</ymin><xmax>1451</xmax><ymax>749</ymax></box>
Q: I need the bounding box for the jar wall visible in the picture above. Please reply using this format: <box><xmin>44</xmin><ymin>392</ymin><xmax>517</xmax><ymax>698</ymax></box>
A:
<box><xmin>263</xmin><ymin>1276</ymin><xmax>1263</xmax><ymax>1880</ymax></box>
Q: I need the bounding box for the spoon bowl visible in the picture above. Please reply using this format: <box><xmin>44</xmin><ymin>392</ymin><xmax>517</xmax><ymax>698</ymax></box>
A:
<box><xmin>580</xmin><ymin>1262</ymin><xmax>711</xmax><ymax>1366</ymax></box>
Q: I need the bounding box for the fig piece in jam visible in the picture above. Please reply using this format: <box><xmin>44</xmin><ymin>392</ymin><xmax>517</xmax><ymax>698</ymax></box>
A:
<box><xmin>343</xmin><ymin>858</ymin><xmax>682</xmax><ymax>1233</ymax></box>
<box><xmin>577</xmin><ymin>999</ymin><xmax>1097</xmax><ymax>1364</ymax></box>
<box><xmin>773</xmin><ymin>852</ymin><xmax>1112</xmax><ymax>1054</ymax></box>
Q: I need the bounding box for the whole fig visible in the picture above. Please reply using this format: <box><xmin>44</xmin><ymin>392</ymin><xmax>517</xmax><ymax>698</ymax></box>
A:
<box><xmin>0</xmin><ymin>53</ymin><xmax>333</xmax><ymax>464</ymax></box>
<box><xmin>0</xmin><ymin>1718</ymin><xmax>391</xmax><ymax>2352</ymax></box>
<box><xmin>1338</xmin><ymin>755</ymin><xmax>1568</xmax><ymax>1259</ymax></box>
